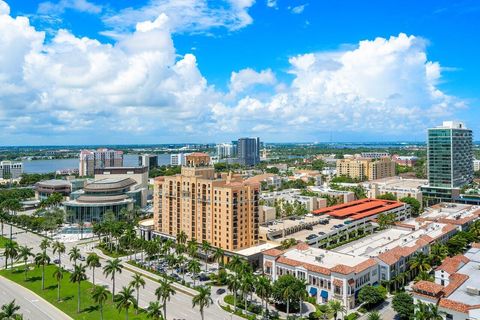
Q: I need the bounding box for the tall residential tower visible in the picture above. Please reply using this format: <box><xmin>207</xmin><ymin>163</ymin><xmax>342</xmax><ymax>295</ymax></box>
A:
<box><xmin>237</xmin><ymin>137</ymin><xmax>261</xmax><ymax>166</ymax></box>
<box><xmin>422</xmin><ymin>121</ymin><xmax>473</xmax><ymax>205</ymax></box>
<box><xmin>153</xmin><ymin>153</ymin><xmax>260</xmax><ymax>251</ymax></box>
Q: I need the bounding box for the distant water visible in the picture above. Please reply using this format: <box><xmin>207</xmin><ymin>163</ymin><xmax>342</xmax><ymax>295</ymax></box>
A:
<box><xmin>23</xmin><ymin>154</ymin><xmax>171</xmax><ymax>174</ymax></box>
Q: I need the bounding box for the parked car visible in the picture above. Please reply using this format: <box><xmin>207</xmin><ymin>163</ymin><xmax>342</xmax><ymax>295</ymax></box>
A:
<box><xmin>216</xmin><ymin>288</ymin><xmax>226</xmax><ymax>295</ymax></box>
<box><xmin>53</xmin><ymin>259</ymin><xmax>60</xmax><ymax>264</ymax></box>
<box><xmin>79</xmin><ymin>256</ymin><xmax>86</xmax><ymax>262</ymax></box>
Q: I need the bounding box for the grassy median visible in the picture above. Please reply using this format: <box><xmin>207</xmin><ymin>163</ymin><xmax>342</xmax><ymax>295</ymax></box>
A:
<box><xmin>0</xmin><ymin>235</ymin><xmax>13</xmax><ymax>248</ymax></box>
<box><xmin>0</xmin><ymin>264</ymin><xmax>148</xmax><ymax>320</ymax></box>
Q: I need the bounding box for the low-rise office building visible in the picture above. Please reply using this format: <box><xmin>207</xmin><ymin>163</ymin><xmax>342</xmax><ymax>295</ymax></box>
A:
<box><xmin>362</xmin><ymin>177</ymin><xmax>427</xmax><ymax>202</ymax></box>
<box><xmin>412</xmin><ymin>244</ymin><xmax>480</xmax><ymax>320</ymax></box>
<box><xmin>246</xmin><ymin>173</ymin><xmax>284</xmax><ymax>190</ymax></box>
<box><xmin>261</xmin><ymin>189</ymin><xmax>327</xmax><ymax>212</ymax></box>
<box><xmin>392</xmin><ymin>155</ymin><xmax>418</xmax><ymax>167</ymax></box>
<box><xmin>307</xmin><ymin>186</ymin><xmax>355</xmax><ymax>204</ymax></box>
<box><xmin>0</xmin><ymin>161</ymin><xmax>23</xmax><ymax>179</ymax></box>
<box><xmin>263</xmin><ymin>243</ymin><xmax>378</xmax><ymax>310</ymax></box>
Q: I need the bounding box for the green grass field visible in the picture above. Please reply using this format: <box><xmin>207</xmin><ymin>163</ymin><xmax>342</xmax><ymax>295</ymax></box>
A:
<box><xmin>0</xmin><ymin>235</ymin><xmax>13</xmax><ymax>248</ymax></box>
<box><xmin>0</xmin><ymin>264</ymin><xmax>148</xmax><ymax>320</ymax></box>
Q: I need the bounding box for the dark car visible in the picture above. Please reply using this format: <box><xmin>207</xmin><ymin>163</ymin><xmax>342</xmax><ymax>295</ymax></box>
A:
<box><xmin>53</xmin><ymin>259</ymin><xmax>60</xmax><ymax>264</ymax></box>
<box><xmin>318</xmin><ymin>232</ymin><xmax>326</xmax><ymax>236</ymax></box>
<box><xmin>216</xmin><ymin>288</ymin><xmax>226</xmax><ymax>295</ymax></box>
<box><xmin>79</xmin><ymin>256</ymin><xmax>86</xmax><ymax>261</ymax></box>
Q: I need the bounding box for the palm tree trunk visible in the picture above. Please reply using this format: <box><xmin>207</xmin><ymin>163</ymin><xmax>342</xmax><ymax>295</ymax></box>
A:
<box><xmin>9</xmin><ymin>223</ymin><xmax>12</xmax><ymax>241</ymax></box>
<box><xmin>112</xmin><ymin>277</ymin><xmax>116</xmax><ymax>302</ymax></box>
<box><xmin>77</xmin><ymin>282</ymin><xmax>81</xmax><ymax>313</ymax></box>
<box><xmin>163</xmin><ymin>303</ymin><xmax>167</xmax><ymax>320</ymax></box>
<box><xmin>58</xmin><ymin>253</ymin><xmax>61</xmax><ymax>269</ymax></box>
<box><xmin>24</xmin><ymin>261</ymin><xmax>28</xmax><ymax>280</ymax></box>
<box><xmin>244</xmin><ymin>293</ymin><xmax>247</xmax><ymax>314</ymax></box>
<box><xmin>286</xmin><ymin>299</ymin><xmax>289</xmax><ymax>318</ymax></box>
<box><xmin>4</xmin><ymin>257</ymin><xmax>7</xmax><ymax>270</ymax></box>
<box><xmin>100</xmin><ymin>304</ymin><xmax>104</xmax><ymax>320</ymax></box>
<box><xmin>125</xmin><ymin>308</ymin><xmax>129</xmax><ymax>320</ymax></box>
<box><xmin>136</xmin><ymin>290</ymin><xmax>139</xmax><ymax>315</ymax></box>
<box><xmin>92</xmin><ymin>268</ymin><xmax>95</xmax><ymax>285</ymax></box>
<box><xmin>300</xmin><ymin>297</ymin><xmax>303</xmax><ymax>317</ymax></box>
<box><xmin>233</xmin><ymin>291</ymin><xmax>237</xmax><ymax>311</ymax></box>
<box><xmin>42</xmin><ymin>264</ymin><xmax>45</xmax><ymax>290</ymax></box>
<box><xmin>201</xmin><ymin>310</ymin><xmax>204</xmax><ymax>320</ymax></box>
<box><xmin>57</xmin><ymin>281</ymin><xmax>60</xmax><ymax>301</ymax></box>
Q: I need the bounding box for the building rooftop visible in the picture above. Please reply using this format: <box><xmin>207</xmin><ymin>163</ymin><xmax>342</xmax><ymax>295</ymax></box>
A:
<box><xmin>312</xmin><ymin>198</ymin><xmax>404</xmax><ymax>221</ymax></box>
<box><xmin>36</xmin><ymin>179</ymin><xmax>71</xmax><ymax>187</ymax></box>
<box><xmin>234</xmin><ymin>242</ymin><xmax>280</xmax><ymax>257</ymax></box>
<box><xmin>84</xmin><ymin>177</ymin><xmax>136</xmax><ymax>192</ymax></box>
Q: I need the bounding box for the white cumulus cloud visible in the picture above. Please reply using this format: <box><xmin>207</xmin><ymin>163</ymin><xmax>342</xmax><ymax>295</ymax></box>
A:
<box><xmin>229</xmin><ymin>68</ymin><xmax>277</xmax><ymax>95</ymax></box>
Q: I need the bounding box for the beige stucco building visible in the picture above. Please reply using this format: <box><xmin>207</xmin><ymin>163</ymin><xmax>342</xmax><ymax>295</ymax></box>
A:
<box><xmin>153</xmin><ymin>153</ymin><xmax>260</xmax><ymax>251</ymax></box>
<box><xmin>336</xmin><ymin>157</ymin><xmax>395</xmax><ymax>181</ymax></box>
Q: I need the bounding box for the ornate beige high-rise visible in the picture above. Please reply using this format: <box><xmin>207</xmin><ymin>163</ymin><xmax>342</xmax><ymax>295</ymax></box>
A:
<box><xmin>153</xmin><ymin>153</ymin><xmax>260</xmax><ymax>251</ymax></box>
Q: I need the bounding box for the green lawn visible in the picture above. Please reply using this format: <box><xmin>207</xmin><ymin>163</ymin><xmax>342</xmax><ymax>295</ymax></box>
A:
<box><xmin>0</xmin><ymin>264</ymin><xmax>148</xmax><ymax>320</ymax></box>
<box><xmin>0</xmin><ymin>235</ymin><xmax>15</xmax><ymax>248</ymax></box>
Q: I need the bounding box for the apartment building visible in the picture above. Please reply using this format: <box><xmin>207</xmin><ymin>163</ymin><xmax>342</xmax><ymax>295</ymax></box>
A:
<box><xmin>170</xmin><ymin>153</ymin><xmax>187</xmax><ymax>166</ymax></box>
<box><xmin>336</xmin><ymin>157</ymin><xmax>395</xmax><ymax>181</ymax></box>
<box><xmin>362</xmin><ymin>177</ymin><xmax>427</xmax><ymax>202</ymax></box>
<box><xmin>263</xmin><ymin>243</ymin><xmax>378</xmax><ymax>311</ymax></box>
<box><xmin>412</xmin><ymin>244</ymin><xmax>480</xmax><ymax>320</ymax></box>
<box><xmin>153</xmin><ymin>153</ymin><xmax>260</xmax><ymax>251</ymax></box>
<box><xmin>79</xmin><ymin>148</ymin><xmax>123</xmax><ymax>176</ymax></box>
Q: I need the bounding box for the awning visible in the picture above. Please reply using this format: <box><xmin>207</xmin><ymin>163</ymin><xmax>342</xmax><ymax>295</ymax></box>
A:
<box><xmin>321</xmin><ymin>290</ymin><xmax>328</xmax><ymax>299</ymax></box>
<box><xmin>309</xmin><ymin>287</ymin><xmax>318</xmax><ymax>295</ymax></box>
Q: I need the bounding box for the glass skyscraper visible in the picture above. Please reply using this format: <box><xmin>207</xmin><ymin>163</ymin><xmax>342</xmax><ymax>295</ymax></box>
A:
<box><xmin>237</xmin><ymin>137</ymin><xmax>261</xmax><ymax>166</ymax></box>
<box><xmin>422</xmin><ymin>121</ymin><xmax>473</xmax><ymax>205</ymax></box>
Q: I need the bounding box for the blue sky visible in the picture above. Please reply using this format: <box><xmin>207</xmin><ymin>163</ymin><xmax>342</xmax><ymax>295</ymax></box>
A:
<box><xmin>0</xmin><ymin>0</ymin><xmax>479</xmax><ymax>145</ymax></box>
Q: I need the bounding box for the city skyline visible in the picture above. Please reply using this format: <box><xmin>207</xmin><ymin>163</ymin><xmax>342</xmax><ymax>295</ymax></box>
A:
<box><xmin>1</xmin><ymin>0</ymin><xmax>479</xmax><ymax>144</ymax></box>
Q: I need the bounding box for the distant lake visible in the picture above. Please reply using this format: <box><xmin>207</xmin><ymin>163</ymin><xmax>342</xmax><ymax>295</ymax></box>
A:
<box><xmin>23</xmin><ymin>154</ymin><xmax>171</xmax><ymax>173</ymax></box>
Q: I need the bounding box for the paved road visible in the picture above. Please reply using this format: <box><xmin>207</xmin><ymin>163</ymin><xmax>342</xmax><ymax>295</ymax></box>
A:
<box><xmin>2</xmin><ymin>225</ymin><xmax>242</xmax><ymax>320</ymax></box>
<box><xmin>0</xmin><ymin>275</ymin><xmax>72</xmax><ymax>320</ymax></box>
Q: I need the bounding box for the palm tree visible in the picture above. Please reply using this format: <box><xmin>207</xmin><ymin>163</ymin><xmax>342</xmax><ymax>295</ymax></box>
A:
<box><xmin>201</xmin><ymin>240</ymin><xmax>211</xmax><ymax>272</ymax></box>
<box><xmin>146</xmin><ymin>301</ymin><xmax>164</xmax><ymax>320</ymax></box>
<box><xmin>69</xmin><ymin>246</ymin><xmax>81</xmax><ymax>267</ymax></box>
<box><xmin>114</xmin><ymin>285</ymin><xmax>137</xmax><ymax>320</ymax></box>
<box><xmin>427</xmin><ymin>304</ymin><xmax>445</xmax><ymax>320</ymax></box>
<box><xmin>40</xmin><ymin>238</ymin><xmax>50</xmax><ymax>254</ymax></box>
<box><xmin>239</xmin><ymin>271</ymin><xmax>254</xmax><ymax>313</ymax></box>
<box><xmin>177</xmin><ymin>231</ymin><xmax>187</xmax><ymax>245</ymax></box>
<box><xmin>367</xmin><ymin>311</ymin><xmax>382</xmax><ymax>320</ymax></box>
<box><xmin>415</xmin><ymin>271</ymin><xmax>434</xmax><ymax>282</ymax></box>
<box><xmin>0</xmin><ymin>209</ymin><xmax>9</xmax><ymax>238</ymax></box>
<box><xmin>52</xmin><ymin>241</ymin><xmax>65</xmax><ymax>269</ymax></box>
<box><xmin>227</xmin><ymin>273</ymin><xmax>241</xmax><ymax>311</ymax></box>
<box><xmin>188</xmin><ymin>259</ymin><xmax>201</xmax><ymax>287</ymax></box>
<box><xmin>297</xmin><ymin>279</ymin><xmax>308</xmax><ymax>317</ymax></box>
<box><xmin>227</xmin><ymin>255</ymin><xmax>243</xmax><ymax>273</ymax></box>
<box><xmin>282</xmin><ymin>284</ymin><xmax>294</xmax><ymax>318</ymax></box>
<box><xmin>34</xmin><ymin>251</ymin><xmax>50</xmax><ymax>290</ymax></box>
<box><xmin>92</xmin><ymin>286</ymin><xmax>109</xmax><ymax>320</ymax></box>
<box><xmin>0</xmin><ymin>300</ymin><xmax>22</xmax><ymax>319</ymax></box>
<box><xmin>410</xmin><ymin>252</ymin><xmax>431</xmax><ymax>273</ymax></box>
<box><xmin>155</xmin><ymin>277</ymin><xmax>176</xmax><ymax>320</ymax></box>
<box><xmin>328</xmin><ymin>300</ymin><xmax>346</xmax><ymax>320</ymax></box>
<box><xmin>213</xmin><ymin>247</ymin><xmax>224</xmax><ymax>267</ymax></box>
<box><xmin>103</xmin><ymin>258</ymin><xmax>123</xmax><ymax>301</ymax></box>
<box><xmin>17</xmin><ymin>245</ymin><xmax>33</xmax><ymax>280</ymax></box>
<box><xmin>70</xmin><ymin>263</ymin><xmax>87</xmax><ymax>313</ymax></box>
<box><xmin>187</xmin><ymin>239</ymin><xmax>198</xmax><ymax>258</ymax></box>
<box><xmin>255</xmin><ymin>276</ymin><xmax>271</xmax><ymax>318</ymax></box>
<box><xmin>52</xmin><ymin>267</ymin><xmax>63</xmax><ymax>301</ymax></box>
<box><xmin>429</xmin><ymin>243</ymin><xmax>448</xmax><ymax>266</ymax></box>
<box><xmin>192</xmin><ymin>286</ymin><xmax>213</xmax><ymax>320</ymax></box>
<box><xmin>4</xmin><ymin>240</ymin><xmax>18</xmax><ymax>270</ymax></box>
<box><xmin>176</xmin><ymin>255</ymin><xmax>187</xmax><ymax>281</ymax></box>
<box><xmin>1</xmin><ymin>199</ymin><xmax>21</xmax><ymax>241</ymax></box>
<box><xmin>86</xmin><ymin>253</ymin><xmax>101</xmax><ymax>286</ymax></box>
<box><xmin>130</xmin><ymin>274</ymin><xmax>146</xmax><ymax>315</ymax></box>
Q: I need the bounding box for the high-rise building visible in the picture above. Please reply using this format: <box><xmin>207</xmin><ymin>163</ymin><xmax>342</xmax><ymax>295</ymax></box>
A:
<box><xmin>79</xmin><ymin>149</ymin><xmax>123</xmax><ymax>176</ymax></box>
<box><xmin>237</xmin><ymin>137</ymin><xmax>261</xmax><ymax>166</ymax></box>
<box><xmin>170</xmin><ymin>153</ymin><xmax>187</xmax><ymax>166</ymax></box>
<box><xmin>216</xmin><ymin>143</ymin><xmax>234</xmax><ymax>159</ymax></box>
<box><xmin>153</xmin><ymin>153</ymin><xmax>260</xmax><ymax>251</ymax></box>
<box><xmin>0</xmin><ymin>161</ymin><xmax>23</xmax><ymax>179</ymax></box>
<box><xmin>422</xmin><ymin>121</ymin><xmax>473</xmax><ymax>204</ymax></box>
<box><xmin>336</xmin><ymin>157</ymin><xmax>395</xmax><ymax>181</ymax></box>
<box><xmin>139</xmin><ymin>154</ymin><xmax>158</xmax><ymax>170</ymax></box>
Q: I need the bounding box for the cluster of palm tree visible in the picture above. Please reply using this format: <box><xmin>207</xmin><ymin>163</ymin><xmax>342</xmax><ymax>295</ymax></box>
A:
<box><xmin>0</xmin><ymin>300</ymin><xmax>23</xmax><ymax>319</ymax></box>
<box><xmin>272</xmin><ymin>198</ymin><xmax>308</xmax><ymax>218</ymax></box>
<box><xmin>414</xmin><ymin>301</ymin><xmax>444</xmax><ymax>320</ymax></box>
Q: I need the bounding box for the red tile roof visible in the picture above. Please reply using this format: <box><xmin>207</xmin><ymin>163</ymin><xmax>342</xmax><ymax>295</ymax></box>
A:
<box><xmin>295</xmin><ymin>242</ymin><xmax>310</xmax><ymax>251</ymax></box>
<box><xmin>263</xmin><ymin>249</ymin><xmax>284</xmax><ymax>257</ymax></box>
<box><xmin>312</xmin><ymin>198</ymin><xmax>404</xmax><ymax>221</ymax></box>
<box><xmin>439</xmin><ymin>299</ymin><xmax>470</xmax><ymax>314</ymax></box>
<box><xmin>472</xmin><ymin>242</ymin><xmax>480</xmax><ymax>249</ymax></box>
<box><xmin>443</xmin><ymin>273</ymin><xmax>469</xmax><ymax>297</ymax></box>
<box><xmin>436</xmin><ymin>255</ymin><xmax>469</xmax><ymax>274</ymax></box>
<box><xmin>331</xmin><ymin>264</ymin><xmax>354</xmax><ymax>275</ymax></box>
<box><xmin>412</xmin><ymin>280</ymin><xmax>444</xmax><ymax>296</ymax></box>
